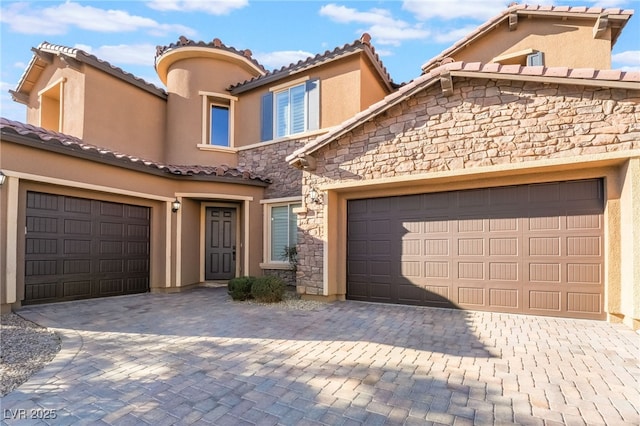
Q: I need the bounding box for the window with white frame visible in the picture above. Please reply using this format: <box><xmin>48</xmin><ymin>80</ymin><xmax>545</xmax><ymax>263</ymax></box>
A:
<box><xmin>267</xmin><ymin>202</ymin><xmax>301</xmax><ymax>264</ymax></box>
<box><xmin>209</xmin><ymin>103</ymin><xmax>230</xmax><ymax>146</ymax></box>
<box><xmin>200</xmin><ymin>92</ymin><xmax>236</xmax><ymax>148</ymax></box>
<box><xmin>260</xmin><ymin>79</ymin><xmax>319</xmax><ymax>141</ymax></box>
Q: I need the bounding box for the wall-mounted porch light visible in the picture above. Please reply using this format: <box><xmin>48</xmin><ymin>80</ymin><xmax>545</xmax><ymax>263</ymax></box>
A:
<box><xmin>0</xmin><ymin>171</ymin><xmax>6</xmax><ymax>186</ymax></box>
<box><xmin>171</xmin><ymin>198</ymin><xmax>181</xmax><ymax>213</ymax></box>
<box><xmin>309</xmin><ymin>187</ymin><xmax>322</xmax><ymax>204</ymax></box>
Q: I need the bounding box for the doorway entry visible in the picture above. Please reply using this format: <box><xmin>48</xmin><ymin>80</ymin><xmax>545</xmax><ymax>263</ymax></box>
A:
<box><xmin>205</xmin><ymin>207</ymin><xmax>236</xmax><ymax>280</ymax></box>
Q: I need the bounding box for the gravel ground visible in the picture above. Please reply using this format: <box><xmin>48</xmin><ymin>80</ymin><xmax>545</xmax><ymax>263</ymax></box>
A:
<box><xmin>0</xmin><ymin>313</ymin><xmax>61</xmax><ymax>397</ymax></box>
<box><xmin>0</xmin><ymin>289</ymin><xmax>319</xmax><ymax>397</ymax></box>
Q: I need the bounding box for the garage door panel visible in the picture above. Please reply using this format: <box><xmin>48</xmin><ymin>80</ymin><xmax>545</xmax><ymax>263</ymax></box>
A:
<box><xmin>489</xmin><ymin>217</ymin><xmax>519</xmax><ymax>232</ymax></box>
<box><xmin>25</xmin><ymin>192</ymin><xmax>150</xmax><ymax>304</ymax></box>
<box><xmin>346</xmin><ymin>179</ymin><xmax>604</xmax><ymax>320</ymax></box>
<box><xmin>65</xmin><ymin>197</ymin><xmax>91</xmax><ymax>214</ymax></box>
<box><xmin>529</xmin><ymin>290</ymin><xmax>561</xmax><ymax>312</ymax></box>
<box><xmin>567</xmin><ymin>293</ymin><xmax>601</xmax><ymax>314</ymax></box>
<box><xmin>567</xmin><ymin>236</ymin><xmax>601</xmax><ymax>256</ymax></box>
<box><xmin>566</xmin><ymin>212</ymin><xmax>601</xmax><ymax>230</ymax></box>
<box><xmin>424</xmin><ymin>261</ymin><xmax>450</xmax><ymax>279</ymax></box>
<box><xmin>27</xmin><ymin>192</ymin><xmax>58</xmax><ymax>210</ymax></box>
<box><xmin>458</xmin><ymin>262</ymin><xmax>485</xmax><ymax>280</ymax></box>
<box><xmin>489</xmin><ymin>262</ymin><xmax>519</xmax><ymax>281</ymax></box>
<box><xmin>26</xmin><ymin>216</ymin><xmax>58</xmax><ymax>233</ymax></box>
<box><xmin>458</xmin><ymin>287</ymin><xmax>485</xmax><ymax>305</ymax></box>
<box><xmin>63</xmin><ymin>280</ymin><xmax>92</xmax><ymax>298</ymax></box>
<box><xmin>489</xmin><ymin>288</ymin><xmax>519</xmax><ymax>309</ymax></box>
<box><xmin>99</xmin><ymin>279</ymin><xmax>125</xmax><ymax>295</ymax></box>
<box><xmin>425</xmin><ymin>239</ymin><xmax>449</xmax><ymax>256</ymax></box>
<box><xmin>567</xmin><ymin>263</ymin><xmax>601</xmax><ymax>284</ymax></box>
<box><xmin>489</xmin><ymin>238</ymin><xmax>518</xmax><ymax>256</ymax></box>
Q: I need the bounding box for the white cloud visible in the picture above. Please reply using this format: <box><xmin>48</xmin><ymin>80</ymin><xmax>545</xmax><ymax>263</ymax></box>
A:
<box><xmin>0</xmin><ymin>1</ymin><xmax>194</xmax><ymax>36</ymax></box>
<box><xmin>589</xmin><ymin>0</ymin><xmax>631</xmax><ymax>8</ymax></box>
<box><xmin>612</xmin><ymin>50</ymin><xmax>640</xmax><ymax>70</ymax></box>
<box><xmin>402</xmin><ymin>0</ymin><xmax>552</xmax><ymax>21</ymax></box>
<box><xmin>0</xmin><ymin>81</ymin><xmax>26</xmax><ymax>121</ymax></box>
<box><xmin>254</xmin><ymin>50</ymin><xmax>314</xmax><ymax>70</ymax></box>
<box><xmin>146</xmin><ymin>0</ymin><xmax>248</xmax><ymax>15</ymax></box>
<box><xmin>75</xmin><ymin>44</ymin><xmax>158</xmax><ymax>67</ymax></box>
<box><xmin>433</xmin><ymin>25</ymin><xmax>479</xmax><ymax>44</ymax></box>
<box><xmin>320</xmin><ymin>3</ymin><xmax>429</xmax><ymax>46</ymax></box>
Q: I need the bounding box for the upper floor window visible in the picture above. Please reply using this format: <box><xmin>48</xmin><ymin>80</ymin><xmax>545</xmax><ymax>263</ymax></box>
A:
<box><xmin>199</xmin><ymin>91</ymin><xmax>237</xmax><ymax>149</ymax></box>
<box><xmin>261</xmin><ymin>78</ymin><xmax>319</xmax><ymax>141</ymax></box>
<box><xmin>209</xmin><ymin>103</ymin><xmax>230</xmax><ymax>146</ymax></box>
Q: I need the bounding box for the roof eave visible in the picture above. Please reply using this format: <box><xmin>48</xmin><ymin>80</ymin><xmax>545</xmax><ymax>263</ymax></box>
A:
<box><xmin>13</xmin><ymin>43</ymin><xmax>167</xmax><ymax>100</ymax></box>
<box><xmin>1</xmin><ymin>125</ymin><xmax>270</xmax><ymax>187</ymax></box>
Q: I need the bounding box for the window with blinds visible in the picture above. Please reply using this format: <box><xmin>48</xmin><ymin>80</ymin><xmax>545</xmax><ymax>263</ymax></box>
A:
<box><xmin>261</xmin><ymin>79</ymin><xmax>320</xmax><ymax>141</ymax></box>
<box><xmin>269</xmin><ymin>203</ymin><xmax>301</xmax><ymax>262</ymax></box>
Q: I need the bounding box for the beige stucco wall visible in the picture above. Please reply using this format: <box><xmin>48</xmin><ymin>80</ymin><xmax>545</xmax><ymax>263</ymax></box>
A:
<box><xmin>296</xmin><ymin>76</ymin><xmax>639</xmax><ymax>327</ymax></box>
<box><xmin>452</xmin><ymin>17</ymin><xmax>612</xmax><ymax>69</ymax></box>
<box><xmin>24</xmin><ymin>58</ymin><xmax>167</xmax><ymax>162</ymax></box>
<box><xmin>82</xmin><ymin>66</ymin><xmax>167</xmax><ymax>162</ymax></box>
<box><xmin>617</xmin><ymin>158</ymin><xmax>640</xmax><ymax>329</ymax></box>
<box><xmin>25</xmin><ymin>57</ymin><xmax>86</xmax><ymax>136</ymax></box>
<box><xmin>164</xmin><ymin>56</ymin><xmax>259</xmax><ymax>165</ymax></box>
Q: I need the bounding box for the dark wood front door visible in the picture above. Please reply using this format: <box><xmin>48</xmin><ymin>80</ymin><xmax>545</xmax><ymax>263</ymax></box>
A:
<box><xmin>205</xmin><ymin>207</ymin><xmax>236</xmax><ymax>280</ymax></box>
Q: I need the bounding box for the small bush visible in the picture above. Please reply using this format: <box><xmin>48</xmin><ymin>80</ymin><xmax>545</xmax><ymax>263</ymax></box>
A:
<box><xmin>228</xmin><ymin>276</ymin><xmax>255</xmax><ymax>301</ymax></box>
<box><xmin>251</xmin><ymin>275</ymin><xmax>285</xmax><ymax>303</ymax></box>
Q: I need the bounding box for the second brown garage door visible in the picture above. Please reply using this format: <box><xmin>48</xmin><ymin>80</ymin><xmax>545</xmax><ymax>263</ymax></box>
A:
<box><xmin>24</xmin><ymin>191</ymin><xmax>150</xmax><ymax>305</ymax></box>
<box><xmin>347</xmin><ymin>179</ymin><xmax>605</xmax><ymax>320</ymax></box>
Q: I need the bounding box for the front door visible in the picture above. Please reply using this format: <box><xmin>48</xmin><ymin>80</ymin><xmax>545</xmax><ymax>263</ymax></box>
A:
<box><xmin>205</xmin><ymin>207</ymin><xmax>236</xmax><ymax>280</ymax></box>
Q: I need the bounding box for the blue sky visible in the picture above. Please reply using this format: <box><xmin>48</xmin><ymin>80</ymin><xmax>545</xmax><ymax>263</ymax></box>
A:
<box><xmin>1</xmin><ymin>0</ymin><xmax>639</xmax><ymax>122</ymax></box>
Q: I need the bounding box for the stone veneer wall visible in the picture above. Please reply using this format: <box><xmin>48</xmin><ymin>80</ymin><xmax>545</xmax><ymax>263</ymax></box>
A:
<box><xmin>296</xmin><ymin>77</ymin><xmax>640</xmax><ymax>295</ymax></box>
<box><xmin>238</xmin><ymin>137</ymin><xmax>313</xmax><ymax>283</ymax></box>
<box><xmin>238</xmin><ymin>138</ymin><xmax>310</xmax><ymax>199</ymax></box>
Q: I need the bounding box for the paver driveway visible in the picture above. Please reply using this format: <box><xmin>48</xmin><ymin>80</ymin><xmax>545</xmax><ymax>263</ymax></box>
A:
<box><xmin>2</xmin><ymin>287</ymin><xmax>639</xmax><ymax>425</ymax></box>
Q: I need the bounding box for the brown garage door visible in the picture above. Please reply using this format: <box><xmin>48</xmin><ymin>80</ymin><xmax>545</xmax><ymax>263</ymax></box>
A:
<box><xmin>347</xmin><ymin>179</ymin><xmax>605</xmax><ymax>320</ymax></box>
<box><xmin>24</xmin><ymin>191</ymin><xmax>150</xmax><ymax>304</ymax></box>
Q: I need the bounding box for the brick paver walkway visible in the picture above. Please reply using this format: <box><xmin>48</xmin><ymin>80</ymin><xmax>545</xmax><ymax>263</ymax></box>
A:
<box><xmin>2</xmin><ymin>287</ymin><xmax>639</xmax><ymax>425</ymax></box>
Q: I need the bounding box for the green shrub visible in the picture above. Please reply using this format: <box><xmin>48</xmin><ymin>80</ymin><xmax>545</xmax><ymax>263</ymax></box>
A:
<box><xmin>251</xmin><ymin>275</ymin><xmax>285</xmax><ymax>303</ymax></box>
<box><xmin>228</xmin><ymin>276</ymin><xmax>255</xmax><ymax>301</ymax></box>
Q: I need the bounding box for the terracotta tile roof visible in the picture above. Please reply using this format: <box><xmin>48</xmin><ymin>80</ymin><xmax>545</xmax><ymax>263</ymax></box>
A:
<box><xmin>229</xmin><ymin>33</ymin><xmax>397</xmax><ymax>94</ymax></box>
<box><xmin>13</xmin><ymin>42</ymin><xmax>167</xmax><ymax>100</ymax></box>
<box><xmin>155</xmin><ymin>35</ymin><xmax>268</xmax><ymax>74</ymax></box>
<box><xmin>0</xmin><ymin>118</ymin><xmax>271</xmax><ymax>185</ymax></box>
<box><xmin>287</xmin><ymin>61</ymin><xmax>640</xmax><ymax>164</ymax></box>
<box><xmin>421</xmin><ymin>4</ymin><xmax>634</xmax><ymax>73</ymax></box>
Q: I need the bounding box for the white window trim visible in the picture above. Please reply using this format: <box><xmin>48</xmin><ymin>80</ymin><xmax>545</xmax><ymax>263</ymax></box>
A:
<box><xmin>271</xmin><ymin>77</ymin><xmax>311</xmax><ymax>139</ymax></box>
<box><xmin>199</xmin><ymin>91</ymin><xmax>237</xmax><ymax>148</ymax></box>
<box><xmin>260</xmin><ymin>197</ymin><xmax>302</xmax><ymax>269</ymax></box>
<box><xmin>269</xmin><ymin>76</ymin><xmax>310</xmax><ymax>93</ymax></box>
<box><xmin>239</xmin><ymin>127</ymin><xmax>329</xmax><ymax>151</ymax></box>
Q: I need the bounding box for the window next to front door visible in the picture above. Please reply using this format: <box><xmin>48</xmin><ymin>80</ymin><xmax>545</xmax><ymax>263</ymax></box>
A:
<box><xmin>261</xmin><ymin>199</ymin><xmax>302</xmax><ymax>268</ymax></box>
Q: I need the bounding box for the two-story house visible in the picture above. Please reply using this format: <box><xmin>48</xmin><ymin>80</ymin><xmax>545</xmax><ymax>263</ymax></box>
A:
<box><xmin>1</xmin><ymin>4</ymin><xmax>639</xmax><ymax>329</ymax></box>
